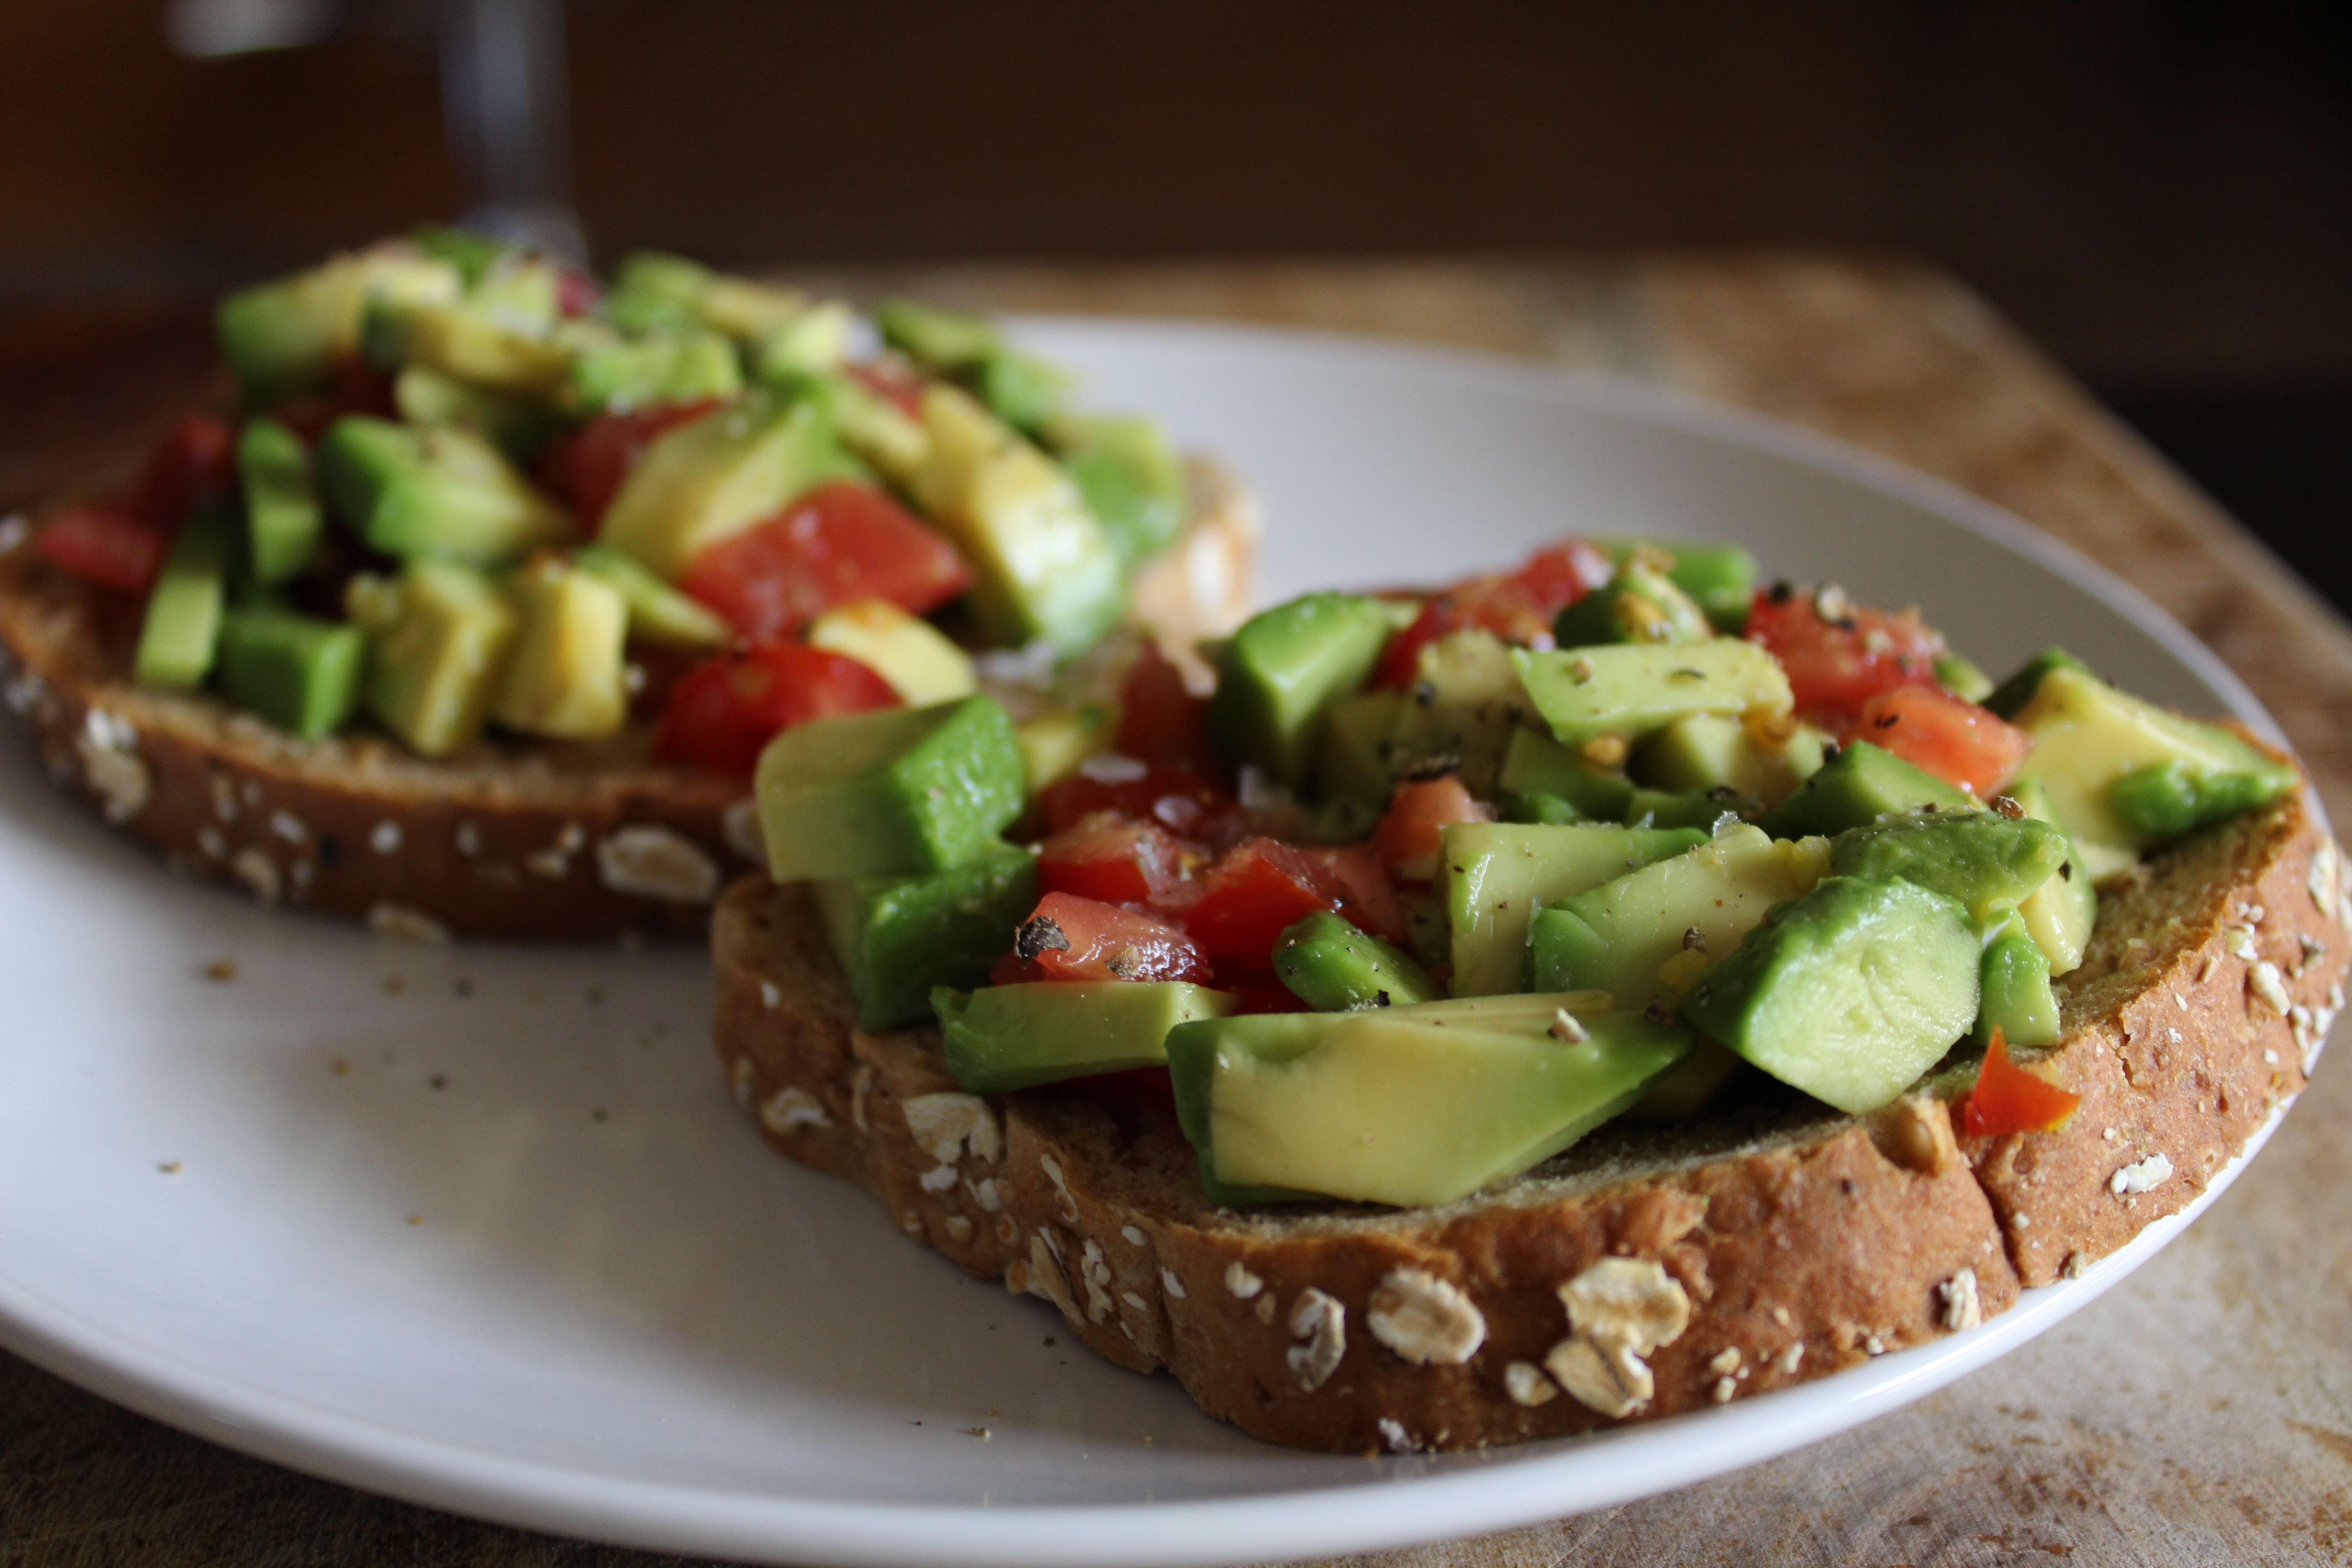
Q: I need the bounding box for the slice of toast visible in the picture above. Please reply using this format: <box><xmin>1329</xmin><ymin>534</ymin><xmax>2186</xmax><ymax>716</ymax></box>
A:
<box><xmin>0</xmin><ymin>458</ymin><xmax>1259</xmax><ymax>941</ymax></box>
<box><xmin>710</xmin><ymin>788</ymin><xmax>2345</xmax><ymax>1453</ymax></box>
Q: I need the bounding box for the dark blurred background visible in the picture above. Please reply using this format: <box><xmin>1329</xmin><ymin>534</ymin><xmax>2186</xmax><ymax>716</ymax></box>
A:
<box><xmin>3</xmin><ymin>0</ymin><xmax>2346</xmax><ymax>604</ymax></box>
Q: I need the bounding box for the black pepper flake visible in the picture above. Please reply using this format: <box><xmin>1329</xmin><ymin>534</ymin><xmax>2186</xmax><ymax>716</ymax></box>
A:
<box><xmin>1820</xmin><ymin>743</ymin><xmax>1842</xmax><ymax>763</ymax></box>
<box><xmin>1413</xmin><ymin>680</ymin><xmax>1438</xmax><ymax>708</ymax></box>
<box><xmin>2061</xmin><ymin>861</ymin><xmax>2074</xmax><ymax>881</ymax></box>
<box><xmin>1872</xmin><ymin>713</ymin><xmax>1901</xmax><ymax>730</ymax></box>
<box><xmin>1768</xmin><ymin>580</ymin><xmax>1794</xmax><ymax>604</ymax></box>
<box><xmin>1643</xmin><ymin>999</ymin><xmax>1676</xmax><ymax>1025</ymax></box>
<box><xmin>1373</xmin><ymin>989</ymin><xmax>1392</xmax><ymax>1007</ymax></box>
<box><xmin>1015</xmin><ymin>915</ymin><xmax>1072</xmax><ymax>960</ymax></box>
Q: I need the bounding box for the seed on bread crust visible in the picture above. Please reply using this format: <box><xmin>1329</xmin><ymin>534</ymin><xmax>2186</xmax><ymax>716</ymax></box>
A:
<box><xmin>1937</xmin><ymin>1268</ymin><xmax>1984</xmax><ymax>1331</ymax></box>
<box><xmin>597</xmin><ymin>826</ymin><xmax>720</xmax><ymax>903</ymax></box>
<box><xmin>1546</xmin><ymin>1258</ymin><xmax>1693</xmax><ymax>1419</ymax></box>
<box><xmin>902</xmin><ymin>1092</ymin><xmax>1002</xmax><ymax>1166</ymax></box>
<box><xmin>1286</xmin><ymin>1289</ymin><xmax>1346</xmax><ymax>1392</ymax></box>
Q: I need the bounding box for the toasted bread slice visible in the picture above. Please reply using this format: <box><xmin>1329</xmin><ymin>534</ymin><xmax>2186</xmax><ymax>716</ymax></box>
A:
<box><xmin>710</xmin><ymin>787</ymin><xmax>2345</xmax><ymax>1453</ymax></box>
<box><xmin>0</xmin><ymin>458</ymin><xmax>1258</xmax><ymax>941</ymax></box>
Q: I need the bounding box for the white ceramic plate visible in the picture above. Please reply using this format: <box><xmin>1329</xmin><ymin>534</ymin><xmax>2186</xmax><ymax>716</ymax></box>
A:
<box><xmin>0</xmin><ymin>321</ymin><xmax>2307</xmax><ymax>1568</ymax></box>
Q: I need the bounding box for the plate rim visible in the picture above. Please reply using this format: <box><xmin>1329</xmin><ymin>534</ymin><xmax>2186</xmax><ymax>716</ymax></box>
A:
<box><xmin>0</xmin><ymin>315</ymin><xmax>2313</xmax><ymax>1566</ymax></box>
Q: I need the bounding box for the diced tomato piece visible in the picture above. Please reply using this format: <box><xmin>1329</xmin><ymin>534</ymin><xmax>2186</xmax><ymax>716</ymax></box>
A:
<box><xmin>990</xmin><ymin>951</ymin><xmax>1048</xmax><ymax>987</ymax></box>
<box><xmin>1036</xmin><ymin>810</ymin><xmax>1200</xmax><ymax>904</ymax></box>
<box><xmin>1017</xmin><ymin>892</ymin><xmax>1210</xmax><ymax>984</ymax></box>
<box><xmin>845</xmin><ymin>360</ymin><xmax>928</xmax><ymax>419</ymax></box>
<box><xmin>1116</xmin><ymin>641</ymin><xmax>1224</xmax><ymax>779</ymax></box>
<box><xmin>652</xmin><ymin>640</ymin><xmax>901</xmax><ymax>774</ymax></box>
<box><xmin>1745</xmin><ymin>585</ymin><xmax>1945</xmax><ymax>729</ymax></box>
<box><xmin>537</xmin><ymin>400</ymin><xmax>721</xmax><ymax>530</ymax></box>
<box><xmin>1374</xmin><ymin>539</ymin><xmax>1612</xmax><ymax>687</ymax></box>
<box><xmin>554</xmin><ymin>267</ymin><xmax>603</xmax><ymax>318</ymax></box>
<box><xmin>270</xmin><ymin>358</ymin><xmax>398</xmax><ymax>445</ymax></box>
<box><xmin>1846</xmin><ymin>685</ymin><xmax>2032</xmax><ymax>798</ymax></box>
<box><xmin>1036</xmin><ymin>761</ymin><xmax>1239</xmax><ymax>838</ymax></box>
<box><xmin>123</xmin><ymin>415</ymin><xmax>237</xmax><ymax>530</ymax></box>
<box><xmin>1183</xmin><ymin>838</ymin><xmax>1343</xmax><ymax>972</ymax></box>
<box><xmin>1959</xmin><ymin>1028</ymin><xmax>2081</xmax><ymax>1138</ymax></box>
<box><xmin>1373</xmin><ymin>773</ymin><xmax>1494</xmax><ymax>882</ymax></box>
<box><xmin>681</xmin><ymin>480</ymin><xmax>972</xmax><ymax>641</ymax></box>
<box><xmin>1295</xmin><ymin>843</ymin><xmax>1411</xmax><ymax>945</ymax></box>
<box><xmin>36</xmin><ymin>505</ymin><xmax>169</xmax><ymax>594</ymax></box>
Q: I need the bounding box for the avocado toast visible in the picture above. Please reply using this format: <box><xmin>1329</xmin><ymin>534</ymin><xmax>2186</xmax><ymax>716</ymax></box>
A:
<box><xmin>709</xmin><ymin>542</ymin><xmax>2347</xmax><ymax>1452</ymax></box>
<box><xmin>0</xmin><ymin>234</ymin><xmax>1259</xmax><ymax>940</ymax></box>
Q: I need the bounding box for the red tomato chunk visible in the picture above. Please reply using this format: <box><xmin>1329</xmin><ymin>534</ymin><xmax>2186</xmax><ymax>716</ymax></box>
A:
<box><xmin>1035</xmin><ymin>761</ymin><xmax>1238</xmax><ymax>839</ymax></box>
<box><xmin>37</xmin><ymin>505</ymin><xmax>169</xmax><ymax>595</ymax></box>
<box><xmin>1960</xmin><ymin>1029</ymin><xmax>2081</xmax><ymax>1138</ymax></box>
<box><xmin>1745</xmin><ymin>584</ymin><xmax>1944</xmax><ymax>729</ymax></box>
<box><xmin>1374</xmin><ymin>774</ymin><xmax>1494</xmax><ymax>882</ymax></box>
<box><xmin>1017</xmin><ymin>892</ymin><xmax>1210</xmax><ymax>984</ymax></box>
<box><xmin>1845</xmin><ymin>685</ymin><xmax>2031</xmax><ymax>798</ymax></box>
<box><xmin>652</xmin><ymin>641</ymin><xmax>900</xmax><ymax>774</ymax></box>
<box><xmin>1183</xmin><ymin>838</ymin><xmax>1345</xmax><ymax>972</ymax></box>
<box><xmin>1294</xmin><ymin>843</ymin><xmax>1411</xmax><ymax>945</ymax></box>
<box><xmin>537</xmin><ymin>401</ymin><xmax>720</xmax><ymax>530</ymax></box>
<box><xmin>1375</xmin><ymin>539</ymin><xmax>1611</xmax><ymax>688</ymax></box>
<box><xmin>1036</xmin><ymin>811</ymin><xmax>1200</xmax><ymax>904</ymax></box>
<box><xmin>125</xmin><ymin>416</ymin><xmax>238</xmax><ymax>530</ymax></box>
<box><xmin>682</xmin><ymin>480</ymin><xmax>971</xmax><ymax>642</ymax></box>
<box><xmin>1115</xmin><ymin>641</ymin><xmax>1224</xmax><ymax>780</ymax></box>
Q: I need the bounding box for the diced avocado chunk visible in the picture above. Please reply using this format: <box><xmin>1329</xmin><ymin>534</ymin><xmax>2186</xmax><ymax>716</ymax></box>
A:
<box><xmin>2006</xmin><ymin>775</ymin><xmax>2097</xmax><ymax>977</ymax></box>
<box><xmin>363</xmin><ymin>297</ymin><xmax>571</xmax><ymax>397</ymax></box>
<box><xmin>392</xmin><ymin>367</ymin><xmax>562</xmax><ymax>461</ymax></box>
<box><xmin>1272</xmin><ymin>911</ymin><xmax>1444</xmax><ymax>1012</ymax></box>
<box><xmin>748</xmin><ymin>300</ymin><xmax>854</xmax><ymax>380</ymax></box>
<box><xmin>1622</xmin><ymin>786</ymin><xmax>1750</xmax><ymax>831</ymax></box>
<box><xmin>1317</xmin><ymin>686</ymin><xmax>1410</xmax><ymax>807</ymax></box>
<box><xmin>489</xmin><ymin>556</ymin><xmax>629</xmax><ymax>739</ymax></box>
<box><xmin>1207</xmin><ymin>592</ymin><xmax>1395</xmax><ymax>789</ymax></box>
<box><xmin>910</xmin><ymin>385</ymin><xmax>1122</xmax><ymax>654</ymax></box>
<box><xmin>1516</xmin><ymin>638</ymin><xmax>1793</xmax><ymax>746</ymax></box>
<box><xmin>1975</xmin><ymin>910</ymin><xmax>2060</xmax><ymax>1049</ymax></box>
<box><xmin>464</xmin><ymin>252</ymin><xmax>563</xmax><ymax>335</ymax></box>
<box><xmin>1166</xmin><ymin>993</ymin><xmax>1695</xmax><ymax>1207</ymax></box>
<box><xmin>346</xmin><ymin>562</ymin><xmax>519</xmax><ymax>756</ymax></box>
<box><xmin>215</xmin><ymin>605</ymin><xmax>365</xmax><ymax>739</ymax></box>
<box><xmin>216</xmin><ymin>245</ymin><xmax>461</xmax><ymax>401</ymax></box>
<box><xmin>1934</xmin><ymin>653</ymin><xmax>1994</xmax><ymax>704</ymax></box>
<box><xmin>755</xmin><ymin>696</ymin><xmax>1025</xmax><ymax>882</ymax></box>
<box><xmin>812</xmin><ymin>843</ymin><xmax>1039</xmax><ymax>1031</ymax></box>
<box><xmin>569</xmin><ymin>543</ymin><xmax>732</xmax><ymax>648</ymax></box>
<box><xmin>1529</xmin><ymin>824</ymin><xmax>1832</xmax><ymax>1008</ymax></box>
<box><xmin>1014</xmin><ymin>705</ymin><xmax>1112</xmax><ymax>794</ymax></box>
<box><xmin>1047</xmin><ymin>413</ymin><xmax>1188</xmax><ymax>564</ymax></box>
<box><xmin>1599</xmin><ymin>539</ymin><xmax>1757</xmax><ymax>632</ymax></box>
<box><xmin>1756</xmin><ymin>740</ymin><xmax>1975</xmax><ymax>838</ymax></box>
<box><xmin>1681</xmin><ymin>875</ymin><xmax>1980</xmax><ymax>1115</ymax></box>
<box><xmin>1442</xmin><ymin>821</ymin><xmax>1706</xmax><ymax>996</ymax></box>
<box><xmin>318</xmin><ymin>416</ymin><xmax>573</xmax><ymax>567</ymax></box>
<box><xmin>1620</xmin><ymin>1038</ymin><xmax>1749</xmax><ymax>1123</ymax></box>
<box><xmin>1982</xmin><ymin>646</ymin><xmax>2092</xmax><ymax>720</ymax></box>
<box><xmin>1551</xmin><ymin>565</ymin><xmax>1711</xmax><ymax>648</ymax></box>
<box><xmin>1498</xmin><ymin>728</ymin><xmax>1636</xmax><ymax>821</ymax></box>
<box><xmin>938</xmin><ymin>980</ymin><xmax>1235</xmax><ymax>1094</ymax></box>
<box><xmin>807</xmin><ymin>598</ymin><xmax>977</xmax><ymax>706</ymax></box>
<box><xmin>132</xmin><ymin>506</ymin><xmax>234</xmax><ymax>690</ymax></box>
<box><xmin>409</xmin><ymin>223</ymin><xmax>509</xmax><ymax>285</ymax></box>
<box><xmin>877</xmin><ymin>299</ymin><xmax>998</xmax><ymax>370</ymax></box>
<box><xmin>566</xmin><ymin>330</ymin><xmax>742</xmax><ymax>414</ymax></box>
<box><xmin>828</xmin><ymin>373</ymin><xmax>931</xmax><ymax>486</ymax></box>
<box><xmin>1381</xmin><ymin>628</ymin><xmax>1534</xmax><ymax>799</ymax></box>
<box><xmin>598</xmin><ymin>394</ymin><xmax>841</xmax><ymax>581</ymax></box>
<box><xmin>602</xmin><ymin>251</ymin><xmax>712</xmax><ymax>334</ymax></box>
<box><xmin>1631</xmin><ymin>712</ymin><xmax>1824</xmax><ymax>807</ymax></box>
<box><xmin>2007</xmin><ymin>665</ymin><xmax>2296</xmax><ymax>849</ymax></box>
<box><xmin>235</xmin><ymin>416</ymin><xmax>322</xmax><ymax>586</ymax></box>
<box><xmin>1827</xmin><ymin>810</ymin><xmax>2070</xmax><ymax>923</ymax></box>
<box><xmin>973</xmin><ymin>347</ymin><xmax>1071</xmax><ymax>433</ymax></box>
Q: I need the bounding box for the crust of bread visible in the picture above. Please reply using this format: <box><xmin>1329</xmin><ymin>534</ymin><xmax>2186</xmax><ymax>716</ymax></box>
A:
<box><xmin>710</xmin><ymin>787</ymin><xmax>2345</xmax><ymax>1453</ymax></box>
<box><xmin>0</xmin><ymin>457</ymin><xmax>1258</xmax><ymax>941</ymax></box>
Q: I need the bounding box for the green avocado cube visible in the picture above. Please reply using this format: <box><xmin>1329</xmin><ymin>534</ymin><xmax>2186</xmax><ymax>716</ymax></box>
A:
<box><xmin>1598</xmin><ymin>539</ymin><xmax>1758</xmax><ymax>632</ymax></box>
<box><xmin>392</xmin><ymin>366</ymin><xmax>564</xmax><ymax>462</ymax></box>
<box><xmin>318</xmin><ymin>416</ymin><xmax>574</xmax><ymax>568</ymax></box>
<box><xmin>566</xmin><ymin>330</ymin><xmax>743</xmax><ymax>415</ymax></box>
<box><xmin>215</xmin><ymin>606</ymin><xmax>365</xmax><ymax>739</ymax></box>
<box><xmin>1165</xmin><ymin>993</ymin><xmax>1695</xmax><ymax>1208</ymax></box>
<box><xmin>1048</xmin><ymin>413</ymin><xmax>1187</xmax><ymax>564</ymax></box>
<box><xmin>936</xmin><ymin>980</ymin><xmax>1237</xmax><ymax>1094</ymax></box>
<box><xmin>813</xmin><ymin>843</ymin><xmax>1039</xmax><ymax>1031</ymax></box>
<box><xmin>1681</xmin><ymin>875</ymin><xmax>1980</xmax><ymax>1115</ymax></box>
<box><xmin>2006</xmin><ymin>776</ymin><xmax>2098</xmax><ymax>977</ymax></box>
<box><xmin>1528</xmin><ymin>825</ymin><xmax>1830</xmax><ymax>1009</ymax></box>
<box><xmin>1207</xmin><ymin>592</ymin><xmax>1396</xmax><ymax>789</ymax></box>
<box><xmin>489</xmin><ymin>558</ymin><xmax>630</xmax><ymax>740</ymax></box>
<box><xmin>1498</xmin><ymin>728</ymin><xmax>1637</xmax><ymax>820</ymax></box>
<box><xmin>1755</xmin><ymin>740</ymin><xmax>1975</xmax><ymax>839</ymax></box>
<box><xmin>1271</xmin><ymin>911</ymin><xmax>1444</xmax><ymax>1012</ymax></box>
<box><xmin>235</xmin><ymin>416</ymin><xmax>323</xmax><ymax>586</ymax></box>
<box><xmin>132</xmin><ymin>505</ymin><xmax>234</xmax><ymax>690</ymax></box>
<box><xmin>2006</xmin><ymin>664</ymin><xmax>2297</xmax><ymax>850</ymax></box>
<box><xmin>1516</xmin><ymin>638</ymin><xmax>1793</xmax><ymax>746</ymax></box>
<box><xmin>345</xmin><ymin>562</ymin><xmax>519</xmax><ymax>756</ymax></box>
<box><xmin>598</xmin><ymin>393</ymin><xmax>851</xmax><ymax>582</ymax></box>
<box><xmin>1827</xmin><ymin>810</ymin><xmax>2069</xmax><ymax>923</ymax></box>
<box><xmin>876</xmin><ymin>299</ymin><xmax>998</xmax><ymax>371</ymax></box>
<box><xmin>1975</xmin><ymin>910</ymin><xmax>2060</xmax><ymax>1049</ymax></box>
<box><xmin>571</xmin><ymin>544</ymin><xmax>731</xmax><ymax>648</ymax></box>
<box><xmin>1442</xmin><ymin>821</ymin><xmax>1707</xmax><ymax>996</ymax></box>
<box><xmin>1551</xmin><ymin>565</ymin><xmax>1711</xmax><ymax>648</ymax></box>
<box><xmin>1982</xmin><ymin>646</ymin><xmax>2092</xmax><ymax>720</ymax></box>
<box><xmin>1631</xmin><ymin>712</ymin><xmax>1823</xmax><ymax>807</ymax></box>
<box><xmin>755</xmin><ymin>696</ymin><xmax>1026</xmax><ymax>882</ymax></box>
<box><xmin>216</xmin><ymin>247</ymin><xmax>461</xmax><ymax>401</ymax></box>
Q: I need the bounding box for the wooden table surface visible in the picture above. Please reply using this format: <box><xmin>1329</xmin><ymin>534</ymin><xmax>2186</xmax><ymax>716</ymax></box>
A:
<box><xmin>5</xmin><ymin>255</ymin><xmax>2351</xmax><ymax>1568</ymax></box>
